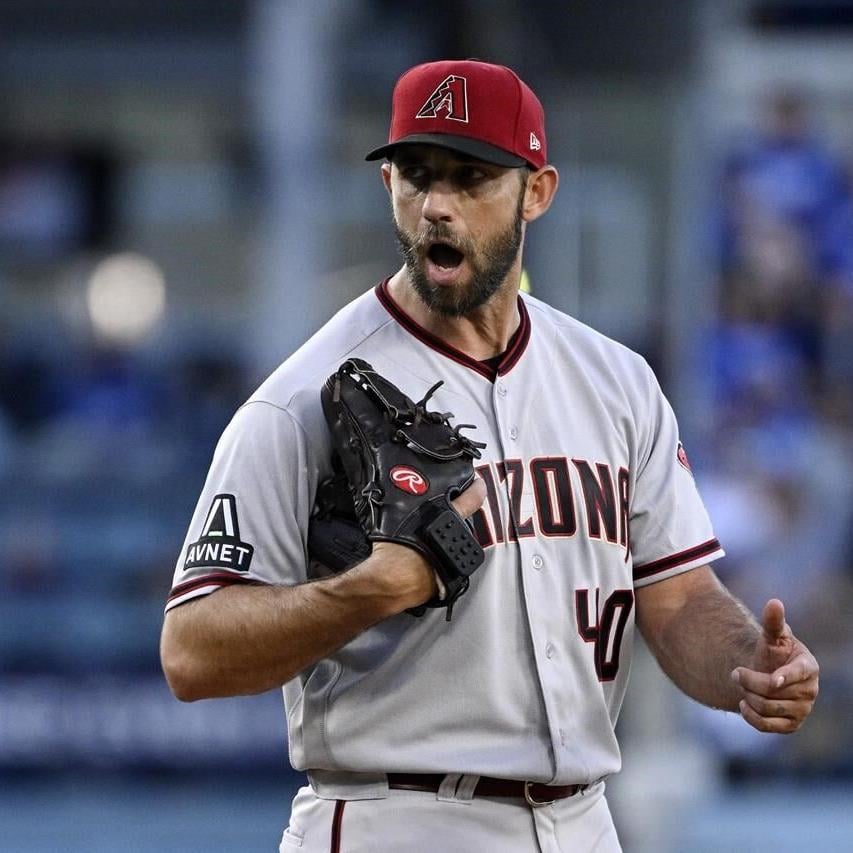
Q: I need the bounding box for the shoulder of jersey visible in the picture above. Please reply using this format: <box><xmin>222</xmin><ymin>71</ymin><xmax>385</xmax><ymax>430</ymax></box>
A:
<box><xmin>248</xmin><ymin>287</ymin><xmax>393</xmax><ymax>410</ymax></box>
<box><xmin>521</xmin><ymin>292</ymin><xmax>651</xmax><ymax>379</ymax></box>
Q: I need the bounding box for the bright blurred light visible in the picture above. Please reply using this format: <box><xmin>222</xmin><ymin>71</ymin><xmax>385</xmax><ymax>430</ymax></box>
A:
<box><xmin>86</xmin><ymin>252</ymin><xmax>166</xmax><ymax>345</ymax></box>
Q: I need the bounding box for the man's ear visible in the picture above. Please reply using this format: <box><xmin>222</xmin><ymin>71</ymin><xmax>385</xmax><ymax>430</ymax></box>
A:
<box><xmin>522</xmin><ymin>165</ymin><xmax>559</xmax><ymax>223</ymax></box>
<box><xmin>381</xmin><ymin>162</ymin><xmax>393</xmax><ymax>195</ymax></box>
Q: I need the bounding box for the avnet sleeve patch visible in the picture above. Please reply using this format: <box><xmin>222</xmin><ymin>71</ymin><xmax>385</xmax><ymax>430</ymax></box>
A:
<box><xmin>183</xmin><ymin>493</ymin><xmax>254</xmax><ymax>573</ymax></box>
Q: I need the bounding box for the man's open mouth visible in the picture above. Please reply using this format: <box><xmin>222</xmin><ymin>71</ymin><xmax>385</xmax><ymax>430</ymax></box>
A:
<box><xmin>427</xmin><ymin>242</ymin><xmax>465</xmax><ymax>270</ymax></box>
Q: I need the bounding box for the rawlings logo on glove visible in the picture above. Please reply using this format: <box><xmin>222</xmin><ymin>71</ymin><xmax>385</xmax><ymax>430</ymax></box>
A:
<box><xmin>390</xmin><ymin>465</ymin><xmax>429</xmax><ymax>495</ymax></box>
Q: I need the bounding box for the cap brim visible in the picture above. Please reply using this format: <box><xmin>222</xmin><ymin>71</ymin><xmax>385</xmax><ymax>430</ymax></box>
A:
<box><xmin>365</xmin><ymin>133</ymin><xmax>527</xmax><ymax>168</ymax></box>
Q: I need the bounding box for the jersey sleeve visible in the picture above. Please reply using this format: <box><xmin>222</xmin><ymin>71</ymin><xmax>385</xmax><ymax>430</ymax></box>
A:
<box><xmin>165</xmin><ymin>400</ymin><xmax>316</xmax><ymax>611</ymax></box>
<box><xmin>629</xmin><ymin>366</ymin><xmax>725</xmax><ymax>587</ymax></box>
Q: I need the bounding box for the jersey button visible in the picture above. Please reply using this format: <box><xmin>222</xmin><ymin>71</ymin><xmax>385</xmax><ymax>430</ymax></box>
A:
<box><xmin>509</xmin><ymin>426</ymin><xmax>518</xmax><ymax>440</ymax></box>
<box><xmin>545</xmin><ymin>642</ymin><xmax>556</xmax><ymax>660</ymax></box>
<box><xmin>497</xmin><ymin>382</ymin><xmax>508</xmax><ymax>397</ymax></box>
<box><xmin>531</xmin><ymin>554</ymin><xmax>544</xmax><ymax>570</ymax></box>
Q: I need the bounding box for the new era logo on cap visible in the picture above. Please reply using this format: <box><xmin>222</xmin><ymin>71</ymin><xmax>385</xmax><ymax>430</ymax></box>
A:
<box><xmin>366</xmin><ymin>59</ymin><xmax>547</xmax><ymax>170</ymax></box>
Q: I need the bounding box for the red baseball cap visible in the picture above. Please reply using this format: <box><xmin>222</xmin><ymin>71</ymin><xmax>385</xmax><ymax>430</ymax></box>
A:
<box><xmin>365</xmin><ymin>59</ymin><xmax>547</xmax><ymax>170</ymax></box>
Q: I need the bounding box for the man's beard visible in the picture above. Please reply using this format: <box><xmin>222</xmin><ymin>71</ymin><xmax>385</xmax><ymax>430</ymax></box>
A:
<box><xmin>394</xmin><ymin>195</ymin><xmax>524</xmax><ymax>318</ymax></box>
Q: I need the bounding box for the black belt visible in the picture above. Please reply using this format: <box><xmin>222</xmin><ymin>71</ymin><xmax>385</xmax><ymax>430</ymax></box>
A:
<box><xmin>387</xmin><ymin>773</ymin><xmax>587</xmax><ymax>806</ymax></box>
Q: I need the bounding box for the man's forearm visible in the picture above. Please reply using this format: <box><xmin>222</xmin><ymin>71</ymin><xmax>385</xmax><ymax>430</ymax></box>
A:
<box><xmin>160</xmin><ymin>546</ymin><xmax>430</xmax><ymax>701</ymax></box>
<box><xmin>637</xmin><ymin>568</ymin><xmax>761</xmax><ymax>710</ymax></box>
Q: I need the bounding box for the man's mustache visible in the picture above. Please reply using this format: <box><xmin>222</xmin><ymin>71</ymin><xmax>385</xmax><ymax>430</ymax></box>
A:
<box><xmin>407</xmin><ymin>225</ymin><xmax>469</xmax><ymax>254</ymax></box>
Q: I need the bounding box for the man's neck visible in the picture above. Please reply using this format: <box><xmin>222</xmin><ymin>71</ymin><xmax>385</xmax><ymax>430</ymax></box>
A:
<box><xmin>386</xmin><ymin>266</ymin><xmax>522</xmax><ymax>361</ymax></box>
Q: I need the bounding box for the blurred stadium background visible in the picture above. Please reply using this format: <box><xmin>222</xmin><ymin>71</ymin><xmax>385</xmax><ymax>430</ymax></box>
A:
<box><xmin>0</xmin><ymin>1</ymin><xmax>851</xmax><ymax>850</ymax></box>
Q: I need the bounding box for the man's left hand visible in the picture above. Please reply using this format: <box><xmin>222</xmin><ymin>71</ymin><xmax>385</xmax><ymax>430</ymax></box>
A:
<box><xmin>731</xmin><ymin>598</ymin><xmax>819</xmax><ymax>734</ymax></box>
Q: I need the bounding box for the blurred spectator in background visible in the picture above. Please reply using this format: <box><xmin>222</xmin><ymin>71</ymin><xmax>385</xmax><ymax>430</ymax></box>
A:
<box><xmin>717</xmin><ymin>89</ymin><xmax>853</xmax><ymax>287</ymax></box>
<box><xmin>0</xmin><ymin>321</ymin><xmax>61</xmax><ymax>436</ymax></box>
<box><xmin>715</xmin><ymin>88</ymin><xmax>853</xmax><ymax>388</ymax></box>
<box><xmin>51</xmin><ymin>345</ymin><xmax>163</xmax><ymax>438</ymax></box>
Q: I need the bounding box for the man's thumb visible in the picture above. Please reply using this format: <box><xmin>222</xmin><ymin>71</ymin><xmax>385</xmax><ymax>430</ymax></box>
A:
<box><xmin>451</xmin><ymin>476</ymin><xmax>487</xmax><ymax>519</ymax></box>
<box><xmin>762</xmin><ymin>598</ymin><xmax>787</xmax><ymax>642</ymax></box>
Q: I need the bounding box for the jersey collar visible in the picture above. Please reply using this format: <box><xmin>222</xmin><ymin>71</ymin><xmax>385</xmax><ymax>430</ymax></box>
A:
<box><xmin>375</xmin><ymin>278</ymin><xmax>531</xmax><ymax>382</ymax></box>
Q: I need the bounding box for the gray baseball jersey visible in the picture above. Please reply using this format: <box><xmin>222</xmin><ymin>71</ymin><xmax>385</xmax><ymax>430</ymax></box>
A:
<box><xmin>167</xmin><ymin>280</ymin><xmax>724</xmax><ymax>786</ymax></box>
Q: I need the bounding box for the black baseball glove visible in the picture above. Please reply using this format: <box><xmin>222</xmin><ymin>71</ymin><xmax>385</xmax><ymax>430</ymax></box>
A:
<box><xmin>308</xmin><ymin>358</ymin><xmax>486</xmax><ymax>619</ymax></box>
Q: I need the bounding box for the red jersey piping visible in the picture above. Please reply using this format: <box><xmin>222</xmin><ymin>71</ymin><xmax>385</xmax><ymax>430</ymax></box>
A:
<box><xmin>167</xmin><ymin>570</ymin><xmax>260</xmax><ymax>603</ymax></box>
<box><xmin>633</xmin><ymin>538</ymin><xmax>722</xmax><ymax>581</ymax></box>
<box><xmin>330</xmin><ymin>800</ymin><xmax>346</xmax><ymax>852</ymax></box>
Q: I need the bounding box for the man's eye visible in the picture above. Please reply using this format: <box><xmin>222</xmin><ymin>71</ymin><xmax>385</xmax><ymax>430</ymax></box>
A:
<box><xmin>400</xmin><ymin>167</ymin><xmax>428</xmax><ymax>185</ymax></box>
<box><xmin>456</xmin><ymin>167</ymin><xmax>488</xmax><ymax>184</ymax></box>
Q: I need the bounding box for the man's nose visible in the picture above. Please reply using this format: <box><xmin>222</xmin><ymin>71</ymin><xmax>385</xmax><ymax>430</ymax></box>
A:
<box><xmin>421</xmin><ymin>181</ymin><xmax>455</xmax><ymax>224</ymax></box>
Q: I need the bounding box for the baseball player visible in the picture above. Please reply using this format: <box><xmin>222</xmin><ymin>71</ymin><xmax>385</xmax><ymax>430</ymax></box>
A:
<box><xmin>160</xmin><ymin>60</ymin><xmax>819</xmax><ymax>852</ymax></box>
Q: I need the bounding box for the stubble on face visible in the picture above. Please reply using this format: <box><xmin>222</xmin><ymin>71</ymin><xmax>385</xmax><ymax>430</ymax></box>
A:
<box><xmin>394</xmin><ymin>184</ymin><xmax>526</xmax><ymax>318</ymax></box>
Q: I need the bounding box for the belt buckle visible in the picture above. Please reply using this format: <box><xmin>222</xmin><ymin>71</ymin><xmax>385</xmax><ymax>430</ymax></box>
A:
<box><xmin>523</xmin><ymin>780</ymin><xmax>555</xmax><ymax>808</ymax></box>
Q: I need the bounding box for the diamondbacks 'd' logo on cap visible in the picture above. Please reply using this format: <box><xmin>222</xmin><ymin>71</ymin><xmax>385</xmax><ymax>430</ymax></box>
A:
<box><xmin>416</xmin><ymin>74</ymin><xmax>469</xmax><ymax>123</ymax></box>
<box><xmin>390</xmin><ymin>465</ymin><xmax>430</xmax><ymax>495</ymax></box>
<box><xmin>183</xmin><ymin>493</ymin><xmax>254</xmax><ymax>573</ymax></box>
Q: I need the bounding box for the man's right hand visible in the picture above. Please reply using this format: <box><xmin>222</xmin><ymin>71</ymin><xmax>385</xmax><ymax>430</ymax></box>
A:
<box><xmin>366</xmin><ymin>476</ymin><xmax>487</xmax><ymax>613</ymax></box>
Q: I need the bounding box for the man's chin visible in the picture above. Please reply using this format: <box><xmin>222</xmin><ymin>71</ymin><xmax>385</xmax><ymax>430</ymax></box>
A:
<box><xmin>423</xmin><ymin>294</ymin><xmax>469</xmax><ymax>318</ymax></box>
<box><xmin>411</xmin><ymin>274</ymin><xmax>495</xmax><ymax>318</ymax></box>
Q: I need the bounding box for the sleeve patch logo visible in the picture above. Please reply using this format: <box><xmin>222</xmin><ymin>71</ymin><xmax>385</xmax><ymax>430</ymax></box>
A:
<box><xmin>676</xmin><ymin>441</ymin><xmax>693</xmax><ymax>474</ymax></box>
<box><xmin>183</xmin><ymin>493</ymin><xmax>254</xmax><ymax>573</ymax></box>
